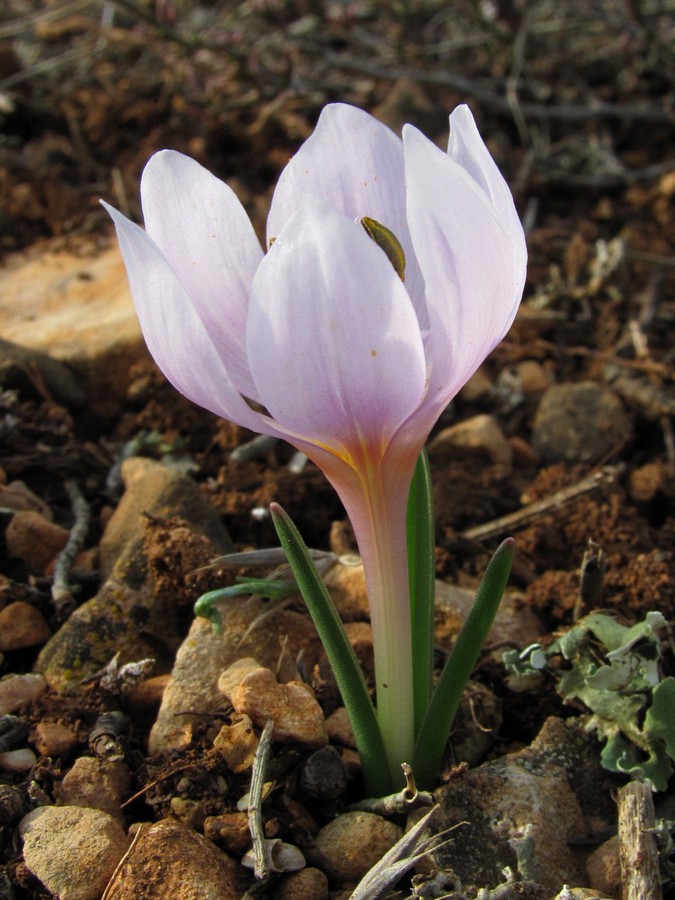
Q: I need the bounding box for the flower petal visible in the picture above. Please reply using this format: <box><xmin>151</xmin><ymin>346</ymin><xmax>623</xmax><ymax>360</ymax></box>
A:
<box><xmin>267</xmin><ymin>103</ymin><xmax>428</xmax><ymax>335</ymax></box>
<box><xmin>103</xmin><ymin>201</ymin><xmax>277</xmax><ymax>436</ymax></box>
<box><xmin>140</xmin><ymin>150</ymin><xmax>264</xmax><ymax>401</ymax></box>
<box><xmin>248</xmin><ymin>196</ymin><xmax>427</xmax><ymax>464</ymax></box>
<box><xmin>403</xmin><ymin>125</ymin><xmax>526</xmax><ymax>416</ymax></box>
<box><xmin>447</xmin><ymin>106</ymin><xmax>528</xmax><ymax>281</ymax></box>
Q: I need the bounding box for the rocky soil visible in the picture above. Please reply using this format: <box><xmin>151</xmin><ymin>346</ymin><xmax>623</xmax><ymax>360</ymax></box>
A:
<box><xmin>0</xmin><ymin>1</ymin><xmax>674</xmax><ymax>898</ymax></box>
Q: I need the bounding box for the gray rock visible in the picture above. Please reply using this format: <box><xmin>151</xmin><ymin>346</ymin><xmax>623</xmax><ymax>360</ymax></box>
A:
<box><xmin>424</xmin><ymin>717</ymin><xmax>616</xmax><ymax>894</ymax></box>
<box><xmin>20</xmin><ymin>805</ymin><xmax>130</xmax><ymax>900</ymax></box>
<box><xmin>532</xmin><ymin>381</ymin><xmax>632</xmax><ymax>464</ymax></box>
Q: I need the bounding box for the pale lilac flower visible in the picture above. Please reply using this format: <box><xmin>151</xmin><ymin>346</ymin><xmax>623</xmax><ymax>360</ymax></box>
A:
<box><xmin>104</xmin><ymin>104</ymin><xmax>526</xmax><ymax>778</ymax></box>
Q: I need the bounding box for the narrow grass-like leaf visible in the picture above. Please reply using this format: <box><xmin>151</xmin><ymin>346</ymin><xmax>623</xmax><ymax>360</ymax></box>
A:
<box><xmin>412</xmin><ymin>538</ymin><xmax>515</xmax><ymax>788</ymax></box>
<box><xmin>194</xmin><ymin>579</ymin><xmax>297</xmax><ymax>633</ymax></box>
<box><xmin>270</xmin><ymin>502</ymin><xmax>392</xmax><ymax>797</ymax></box>
<box><xmin>407</xmin><ymin>449</ymin><xmax>436</xmax><ymax>736</ymax></box>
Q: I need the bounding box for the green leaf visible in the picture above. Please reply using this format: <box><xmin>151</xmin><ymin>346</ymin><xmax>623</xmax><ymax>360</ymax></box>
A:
<box><xmin>194</xmin><ymin>578</ymin><xmax>298</xmax><ymax>633</ymax></box>
<box><xmin>407</xmin><ymin>449</ymin><xmax>436</xmax><ymax>736</ymax></box>
<box><xmin>645</xmin><ymin>677</ymin><xmax>675</xmax><ymax>761</ymax></box>
<box><xmin>412</xmin><ymin>538</ymin><xmax>515</xmax><ymax>789</ymax></box>
<box><xmin>270</xmin><ymin>502</ymin><xmax>392</xmax><ymax>797</ymax></box>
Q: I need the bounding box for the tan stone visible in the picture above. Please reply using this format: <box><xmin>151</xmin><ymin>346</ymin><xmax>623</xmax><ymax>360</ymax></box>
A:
<box><xmin>33</xmin><ymin>721</ymin><xmax>78</xmax><ymax>757</ymax></box>
<box><xmin>586</xmin><ymin>834</ymin><xmax>621</xmax><ymax>898</ymax></box>
<box><xmin>228</xmin><ymin>666</ymin><xmax>328</xmax><ymax>748</ymax></box>
<box><xmin>314</xmin><ymin>812</ymin><xmax>402</xmax><ymax>883</ymax></box>
<box><xmin>428</xmin><ymin>414</ymin><xmax>513</xmax><ymax>470</ymax></box>
<box><xmin>0</xmin><ymin>601</ymin><xmax>51</xmax><ymax>651</ymax></box>
<box><xmin>103</xmin><ymin>818</ymin><xmax>245</xmax><ymax>900</ymax></box>
<box><xmin>20</xmin><ymin>805</ymin><xmax>130</xmax><ymax>900</ymax></box>
<box><xmin>57</xmin><ymin>757</ymin><xmax>131</xmax><ymax>822</ymax></box>
<box><xmin>5</xmin><ymin>511</ymin><xmax>68</xmax><ymax>573</ymax></box>
<box><xmin>213</xmin><ymin>715</ymin><xmax>259</xmax><ymax>773</ymax></box>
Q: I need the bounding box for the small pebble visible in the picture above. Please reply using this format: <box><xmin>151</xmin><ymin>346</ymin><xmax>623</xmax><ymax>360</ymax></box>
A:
<box><xmin>314</xmin><ymin>811</ymin><xmax>402</xmax><ymax>883</ymax></box>
<box><xmin>0</xmin><ymin>673</ymin><xmax>47</xmax><ymax>715</ymax></box>
<box><xmin>33</xmin><ymin>721</ymin><xmax>79</xmax><ymax>757</ymax></box>
<box><xmin>586</xmin><ymin>833</ymin><xmax>621</xmax><ymax>898</ymax></box>
<box><xmin>204</xmin><ymin>811</ymin><xmax>251</xmax><ymax>853</ymax></box>
<box><xmin>0</xmin><ymin>747</ymin><xmax>36</xmax><ymax>771</ymax></box>
<box><xmin>273</xmin><ymin>866</ymin><xmax>329</xmax><ymax>900</ymax></box>
<box><xmin>102</xmin><ymin>818</ymin><xmax>244</xmax><ymax>899</ymax></box>
<box><xmin>213</xmin><ymin>714</ymin><xmax>259</xmax><ymax>773</ymax></box>
<box><xmin>5</xmin><ymin>511</ymin><xmax>69</xmax><ymax>573</ymax></box>
<box><xmin>0</xmin><ymin>601</ymin><xmax>51</xmax><ymax>651</ymax></box>
<box><xmin>458</xmin><ymin>366</ymin><xmax>494</xmax><ymax>402</ymax></box>
<box><xmin>428</xmin><ymin>414</ymin><xmax>513</xmax><ymax>470</ymax></box>
<box><xmin>532</xmin><ymin>381</ymin><xmax>632</xmax><ymax>464</ymax></box>
<box><xmin>223</xmin><ymin>666</ymin><xmax>328</xmax><ymax>748</ymax></box>
<box><xmin>325</xmin><ymin>707</ymin><xmax>356</xmax><ymax>749</ymax></box>
<box><xmin>516</xmin><ymin>359</ymin><xmax>552</xmax><ymax>395</ymax></box>
<box><xmin>57</xmin><ymin>757</ymin><xmax>131</xmax><ymax>822</ymax></box>
<box><xmin>344</xmin><ymin>621</ymin><xmax>373</xmax><ymax>679</ymax></box>
<box><xmin>299</xmin><ymin>746</ymin><xmax>347</xmax><ymax>801</ymax></box>
<box><xmin>0</xmin><ymin>480</ymin><xmax>52</xmax><ymax>517</ymax></box>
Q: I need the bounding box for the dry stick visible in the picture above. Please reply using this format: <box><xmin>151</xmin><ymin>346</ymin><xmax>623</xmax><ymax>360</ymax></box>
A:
<box><xmin>248</xmin><ymin>719</ymin><xmax>275</xmax><ymax>881</ymax></box>
<box><xmin>51</xmin><ymin>479</ymin><xmax>91</xmax><ymax>619</ymax></box>
<box><xmin>460</xmin><ymin>465</ymin><xmax>623</xmax><ymax>543</ymax></box>
<box><xmin>315</xmin><ymin>52</ymin><xmax>673</xmax><ymax>124</ymax></box>
<box><xmin>618</xmin><ymin>781</ymin><xmax>663</xmax><ymax>900</ymax></box>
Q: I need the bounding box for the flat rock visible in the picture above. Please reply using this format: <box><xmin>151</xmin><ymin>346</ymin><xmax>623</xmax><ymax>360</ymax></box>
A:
<box><xmin>532</xmin><ymin>381</ymin><xmax>632</xmax><ymax>464</ymax></box>
<box><xmin>103</xmin><ymin>818</ymin><xmax>246</xmax><ymax>900</ymax></box>
<box><xmin>425</xmin><ymin>717</ymin><xmax>617</xmax><ymax>894</ymax></box>
<box><xmin>35</xmin><ymin>457</ymin><xmax>232</xmax><ymax>690</ymax></box>
<box><xmin>0</xmin><ymin>245</ymin><xmax>143</xmax><ymax>415</ymax></box>
<box><xmin>20</xmin><ymin>805</ymin><xmax>130</xmax><ymax>900</ymax></box>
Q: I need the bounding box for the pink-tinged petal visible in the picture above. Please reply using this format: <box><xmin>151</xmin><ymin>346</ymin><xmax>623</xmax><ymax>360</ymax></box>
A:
<box><xmin>140</xmin><ymin>151</ymin><xmax>263</xmax><ymax>401</ymax></box>
<box><xmin>447</xmin><ymin>106</ymin><xmax>528</xmax><ymax>280</ymax></box>
<box><xmin>268</xmin><ymin>104</ymin><xmax>428</xmax><ymax>336</ymax></box>
<box><xmin>247</xmin><ymin>196</ymin><xmax>427</xmax><ymax>464</ymax></box>
<box><xmin>102</xmin><ymin>201</ymin><xmax>278</xmax><ymax>437</ymax></box>
<box><xmin>403</xmin><ymin>125</ymin><xmax>526</xmax><ymax>416</ymax></box>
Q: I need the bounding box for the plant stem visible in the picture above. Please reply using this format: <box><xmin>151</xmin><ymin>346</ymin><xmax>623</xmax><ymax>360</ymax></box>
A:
<box><xmin>350</xmin><ymin>471</ymin><xmax>416</xmax><ymax>787</ymax></box>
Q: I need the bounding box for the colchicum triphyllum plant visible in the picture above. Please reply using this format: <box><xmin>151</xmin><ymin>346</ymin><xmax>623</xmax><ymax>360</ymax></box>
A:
<box><xmin>104</xmin><ymin>103</ymin><xmax>527</xmax><ymax>797</ymax></box>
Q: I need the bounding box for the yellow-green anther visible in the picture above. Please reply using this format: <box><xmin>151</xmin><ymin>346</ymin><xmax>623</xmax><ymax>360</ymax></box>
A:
<box><xmin>361</xmin><ymin>217</ymin><xmax>406</xmax><ymax>282</ymax></box>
